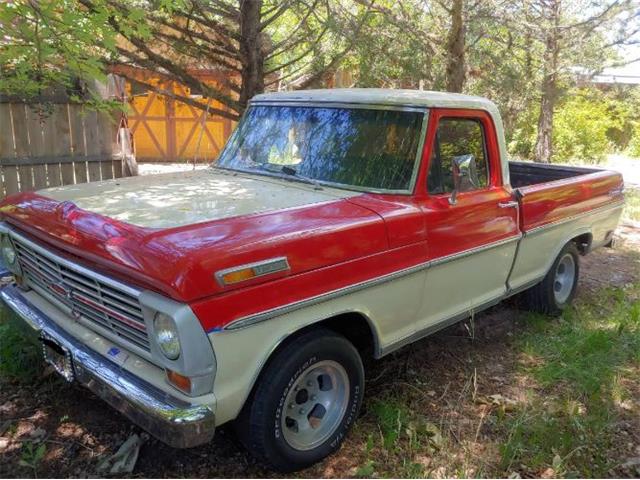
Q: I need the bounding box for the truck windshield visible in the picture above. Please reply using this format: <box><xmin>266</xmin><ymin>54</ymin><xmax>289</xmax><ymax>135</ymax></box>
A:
<box><xmin>216</xmin><ymin>105</ymin><xmax>424</xmax><ymax>192</ymax></box>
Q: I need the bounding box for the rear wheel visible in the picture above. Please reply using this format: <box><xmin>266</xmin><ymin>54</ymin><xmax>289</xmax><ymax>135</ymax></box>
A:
<box><xmin>235</xmin><ymin>329</ymin><xmax>364</xmax><ymax>472</ymax></box>
<box><xmin>523</xmin><ymin>242</ymin><xmax>580</xmax><ymax>315</ymax></box>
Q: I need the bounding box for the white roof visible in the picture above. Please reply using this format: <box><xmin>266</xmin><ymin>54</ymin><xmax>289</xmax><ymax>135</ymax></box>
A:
<box><xmin>251</xmin><ymin>88</ymin><xmax>499</xmax><ymax>112</ymax></box>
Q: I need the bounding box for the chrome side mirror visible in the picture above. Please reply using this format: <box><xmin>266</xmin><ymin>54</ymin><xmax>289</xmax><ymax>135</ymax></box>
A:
<box><xmin>449</xmin><ymin>154</ymin><xmax>477</xmax><ymax>205</ymax></box>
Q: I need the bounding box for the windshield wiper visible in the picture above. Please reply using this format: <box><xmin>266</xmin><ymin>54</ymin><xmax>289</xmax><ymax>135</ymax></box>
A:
<box><xmin>280</xmin><ymin>166</ymin><xmax>323</xmax><ymax>190</ymax></box>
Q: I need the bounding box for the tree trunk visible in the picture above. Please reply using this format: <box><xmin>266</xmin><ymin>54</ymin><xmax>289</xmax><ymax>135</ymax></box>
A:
<box><xmin>445</xmin><ymin>0</ymin><xmax>466</xmax><ymax>92</ymax></box>
<box><xmin>534</xmin><ymin>1</ymin><xmax>560</xmax><ymax>163</ymax></box>
<box><xmin>238</xmin><ymin>0</ymin><xmax>264</xmax><ymax>112</ymax></box>
<box><xmin>535</xmin><ymin>72</ymin><xmax>556</xmax><ymax>163</ymax></box>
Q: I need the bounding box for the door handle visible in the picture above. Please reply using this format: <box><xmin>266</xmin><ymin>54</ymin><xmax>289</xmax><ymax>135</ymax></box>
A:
<box><xmin>498</xmin><ymin>201</ymin><xmax>519</xmax><ymax>209</ymax></box>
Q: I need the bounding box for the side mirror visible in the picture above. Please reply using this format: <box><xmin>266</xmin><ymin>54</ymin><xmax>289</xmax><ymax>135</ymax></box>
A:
<box><xmin>449</xmin><ymin>154</ymin><xmax>477</xmax><ymax>205</ymax></box>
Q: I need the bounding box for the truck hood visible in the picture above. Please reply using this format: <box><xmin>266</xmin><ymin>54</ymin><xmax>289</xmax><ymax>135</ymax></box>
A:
<box><xmin>0</xmin><ymin>170</ymin><xmax>388</xmax><ymax>302</ymax></box>
<box><xmin>39</xmin><ymin>169</ymin><xmax>357</xmax><ymax>229</ymax></box>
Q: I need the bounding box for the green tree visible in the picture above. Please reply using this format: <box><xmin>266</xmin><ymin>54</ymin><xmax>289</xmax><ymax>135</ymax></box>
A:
<box><xmin>515</xmin><ymin>0</ymin><xmax>640</xmax><ymax>163</ymax></box>
<box><xmin>1</xmin><ymin>0</ymin><xmax>373</xmax><ymax>120</ymax></box>
<box><xmin>0</xmin><ymin>0</ymin><xmax>121</xmax><ymax>106</ymax></box>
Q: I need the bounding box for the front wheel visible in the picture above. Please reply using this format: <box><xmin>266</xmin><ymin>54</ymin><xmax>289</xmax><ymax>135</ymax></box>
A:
<box><xmin>523</xmin><ymin>242</ymin><xmax>580</xmax><ymax>315</ymax></box>
<box><xmin>234</xmin><ymin>329</ymin><xmax>364</xmax><ymax>472</ymax></box>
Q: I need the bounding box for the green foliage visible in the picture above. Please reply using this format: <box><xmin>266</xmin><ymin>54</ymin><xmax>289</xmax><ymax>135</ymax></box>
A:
<box><xmin>549</xmin><ymin>88</ymin><xmax>640</xmax><ymax>163</ymax></box>
<box><xmin>0</xmin><ymin>0</ymin><xmax>145</xmax><ymax>105</ymax></box>
<box><xmin>508</xmin><ymin>107</ymin><xmax>539</xmax><ymax>160</ymax></box>
<box><xmin>371</xmin><ymin>399</ymin><xmax>409</xmax><ymax>449</ymax></box>
<box><xmin>629</xmin><ymin>123</ymin><xmax>640</xmax><ymax>158</ymax></box>
<box><xmin>371</xmin><ymin>397</ymin><xmax>444</xmax><ymax>456</ymax></box>
<box><xmin>0</xmin><ymin>309</ymin><xmax>42</xmax><ymax>382</ymax></box>
<box><xmin>500</xmin><ymin>284</ymin><xmax>640</xmax><ymax>476</ymax></box>
<box><xmin>354</xmin><ymin>459</ymin><xmax>376</xmax><ymax>478</ymax></box>
<box><xmin>623</xmin><ymin>186</ymin><xmax>640</xmax><ymax>223</ymax></box>
<box><xmin>552</xmin><ymin>90</ymin><xmax>613</xmax><ymax>163</ymax></box>
<box><xmin>345</xmin><ymin>2</ymin><xmax>438</xmax><ymax>89</ymax></box>
<box><xmin>19</xmin><ymin>442</ymin><xmax>47</xmax><ymax>476</ymax></box>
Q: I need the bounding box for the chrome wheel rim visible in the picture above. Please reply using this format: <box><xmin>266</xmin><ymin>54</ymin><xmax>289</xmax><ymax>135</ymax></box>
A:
<box><xmin>554</xmin><ymin>253</ymin><xmax>576</xmax><ymax>304</ymax></box>
<box><xmin>281</xmin><ymin>360</ymin><xmax>350</xmax><ymax>451</ymax></box>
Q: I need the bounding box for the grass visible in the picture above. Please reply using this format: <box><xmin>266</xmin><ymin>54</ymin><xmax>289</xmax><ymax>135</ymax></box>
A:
<box><xmin>499</xmin><ymin>283</ymin><xmax>640</xmax><ymax>477</ymax></box>
<box><xmin>623</xmin><ymin>186</ymin><xmax>640</xmax><ymax>223</ymax></box>
<box><xmin>0</xmin><ymin>307</ymin><xmax>42</xmax><ymax>383</ymax></box>
<box><xmin>348</xmin><ymin>279</ymin><xmax>640</xmax><ymax>478</ymax></box>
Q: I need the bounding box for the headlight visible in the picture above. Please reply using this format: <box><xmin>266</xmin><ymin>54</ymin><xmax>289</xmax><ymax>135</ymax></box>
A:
<box><xmin>154</xmin><ymin>313</ymin><xmax>181</xmax><ymax>360</ymax></box>
<box><xmin>1</xmin><ymin>235</ymin><xmax>17</xmax><ymax>267</ymax></box>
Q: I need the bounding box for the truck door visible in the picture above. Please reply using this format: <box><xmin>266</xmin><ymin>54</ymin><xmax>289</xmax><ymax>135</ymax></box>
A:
<box><xmin>415</xmin><ymin>109</ymin><xmax>520</xmax><ymax>331</ymax></box>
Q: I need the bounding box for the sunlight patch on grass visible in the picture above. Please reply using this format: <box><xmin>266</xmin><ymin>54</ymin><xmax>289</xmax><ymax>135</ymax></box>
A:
<box><xmin>623</xmin><ymin>186</ymin><xmax>640</xmax><ymax>223</ymax></box>
<box><xmin>500</xmin><ymin>283</ymin><xmax>640</xmax><ymax>477</ymax></box>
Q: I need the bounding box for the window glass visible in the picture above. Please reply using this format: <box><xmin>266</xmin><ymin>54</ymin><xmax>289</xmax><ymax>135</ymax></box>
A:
<box><xmin>427</xmin><ymin>118</ymin><xmax>489</xmax><ymax>194</ymax></box>
<box><xmin>217</xmin><ymin>106</ymin><xmax>423</xmax><ymax>191</ymax></box>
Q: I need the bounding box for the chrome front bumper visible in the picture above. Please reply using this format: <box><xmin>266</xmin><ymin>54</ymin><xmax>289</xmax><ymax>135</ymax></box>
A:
<box><xmin>0</xmin><ymin>284</ymin><xmax>215</xmax><ymax>448</ymax></box>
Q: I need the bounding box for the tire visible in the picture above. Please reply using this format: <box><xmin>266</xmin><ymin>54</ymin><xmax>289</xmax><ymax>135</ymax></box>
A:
<box><xmin>234</xmin><ymin>328</ymin><xmax>364</xmax><ymax>472</ymax></box>
<box><xmin>523</xmin><ymin>242</ymin><xmax>580</xmax><ymax>315</ymax></box>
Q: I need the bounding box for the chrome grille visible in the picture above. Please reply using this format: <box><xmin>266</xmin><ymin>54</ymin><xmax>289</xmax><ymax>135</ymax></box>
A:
<box><xmin>12</xmin><ymin>235</ymin><xmax>150</xmax><ymax>352</ymax></box>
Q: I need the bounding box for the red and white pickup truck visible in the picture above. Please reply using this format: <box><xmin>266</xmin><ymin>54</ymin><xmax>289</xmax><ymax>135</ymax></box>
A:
<box><xmin>0</xmin><ymin>89</ymin><xmax>624</xmax><ymax>470</ymax></box>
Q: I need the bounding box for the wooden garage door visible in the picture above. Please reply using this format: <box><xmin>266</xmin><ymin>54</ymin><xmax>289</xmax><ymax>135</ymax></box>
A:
<box><xmin>127</xmin><ymin>79</ymin><xmax>234</xmax><ymax>162</ymax></box>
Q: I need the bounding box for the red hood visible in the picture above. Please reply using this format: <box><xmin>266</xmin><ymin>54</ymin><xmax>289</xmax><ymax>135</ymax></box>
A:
<box><xmin>0</xmin><ymin>191</ymin><xmax>388</xmax><ymax>303</ymax></box>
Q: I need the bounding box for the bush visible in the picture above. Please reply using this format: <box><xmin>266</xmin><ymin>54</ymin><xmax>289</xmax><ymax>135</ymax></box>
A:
<box><xmin>629</xmin><ymin>123</ymin><xmax>640</xmax><ymax>158</ymax></box>
<box><xmin>553</xmin><ymin>91</ymin><xmax>612</xmax><ymax>163</ymax></box>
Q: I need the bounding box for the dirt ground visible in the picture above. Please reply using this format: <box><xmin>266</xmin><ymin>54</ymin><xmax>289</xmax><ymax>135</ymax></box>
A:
<box><xmin>0</xmin><ymin>225</ymin><xmax>638</xmax><ymax>478</ymax></box>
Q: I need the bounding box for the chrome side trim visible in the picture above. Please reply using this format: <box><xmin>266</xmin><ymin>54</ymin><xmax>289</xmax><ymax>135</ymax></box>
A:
<box><xmin>0</xmin><ymin>284</ymin><xmax>216</xmax><ymax>448</ymax></box>
<box><xmin>223</xmin><ymin>235</ymin><xmax>521</xmax><ymax>331</ymax></box>
<box><xmin>523</xmin><ymin>201</ymin><xmax>624</xmax><ymax>237</ymax></box>
<box><xmin>215</xmin><ymin>257</ymin><xmax>290</xmax><ymax>287</ymax></box>
<box><xmin>429</xmin><ymin>234</ymin><xmax>521</xmax><ymax>268</ymax></box>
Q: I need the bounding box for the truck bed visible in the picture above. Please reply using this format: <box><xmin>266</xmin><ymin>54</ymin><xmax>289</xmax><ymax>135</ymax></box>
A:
<box><xmin>509</xmin><ymin>161</ymin><xmax>600</xmax><ymax>188</ymax></box>
<box><xmin>508</xmin><ymin>161</ymin><xmax>624</xmax><ymax>234</ymax></box>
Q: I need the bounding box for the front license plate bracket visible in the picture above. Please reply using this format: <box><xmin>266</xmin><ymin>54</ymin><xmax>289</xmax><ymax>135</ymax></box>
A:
<box><xmin>40</xmin><ymin>333</ymin><xmax>75</xmax><ymax>382</ymax></box>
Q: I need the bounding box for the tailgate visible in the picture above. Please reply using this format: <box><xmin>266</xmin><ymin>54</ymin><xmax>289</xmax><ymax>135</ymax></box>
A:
<box><xmin>516</xmin><ymin>169</ymin><xmax>624</xmax><ymax>233</ymax></box>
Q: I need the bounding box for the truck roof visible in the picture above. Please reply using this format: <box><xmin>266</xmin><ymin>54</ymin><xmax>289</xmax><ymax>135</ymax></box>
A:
<box><xmin>251</xmin><ymin>88</ymin><xmax>499</xmax><ymax>111</ymax></box>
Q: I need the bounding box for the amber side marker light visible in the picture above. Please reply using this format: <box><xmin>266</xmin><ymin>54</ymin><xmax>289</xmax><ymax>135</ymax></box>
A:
<box><xmin>166</xmin><ymin>369</ymin><xmax>192</xmax><ymax>394</ymax></box>
<box><xmin>216</xmin><ymin>257</ymin><xmax>290</xmax><ymax>286</ymax></box>
<box><xmin>221</xmin><ymin>268</ymin><xmax>256</xmax><ymax>285</ymax></box>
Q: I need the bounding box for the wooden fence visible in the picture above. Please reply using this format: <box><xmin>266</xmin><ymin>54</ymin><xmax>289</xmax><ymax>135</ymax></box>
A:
<box><xmin>0</xmin><ymin>102</ymin><xmax>130</xmax><ymax>198</ymax></box>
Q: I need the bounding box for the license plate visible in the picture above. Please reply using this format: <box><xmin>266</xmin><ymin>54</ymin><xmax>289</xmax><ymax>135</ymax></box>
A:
<box><xmin>40</xmin><ymin>333</ymin><xmax>75</xmax><ymax>382</ymax></box>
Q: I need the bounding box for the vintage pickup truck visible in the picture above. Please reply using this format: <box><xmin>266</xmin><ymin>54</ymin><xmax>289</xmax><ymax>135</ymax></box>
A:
<box><xmin>0</xmin><ymin>89</ymin><xmax>624</xmax><ymax>470</ymax></box>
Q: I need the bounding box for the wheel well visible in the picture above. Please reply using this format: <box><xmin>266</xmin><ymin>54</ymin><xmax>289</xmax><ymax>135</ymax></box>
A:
<box><xmin>571</xmin><ymin>233</ymin><xmax>592</xmax><ymax>255</ymax></box>
<box><xmin>316</xmin><ymin>312</ymin><xmax>377</xmax><ymax>359</ymax></box>
<box><xmin>273</xmin><ymin>312</ymin><xmax>378</xmax><ymax>361</ymax></box>
<box><xmin>239</xmin><ymin>312</ymin><xmax>378</xmax><ymax>417</ymax></box>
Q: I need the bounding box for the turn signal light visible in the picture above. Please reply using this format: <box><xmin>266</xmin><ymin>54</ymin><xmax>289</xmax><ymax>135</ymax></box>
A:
<box><xmin>166</xmin><ymin>369</ymin><xmax>192</xmax><ymax>394</ymax></box>
<box><xmin>216</xmin><ymin>257</ymin><xmax>290</xmax><ymax>286</ymax></box>
<box><xmin>221</xmin><ymin>268</ymin><xmax>256</xmax><ymax>285</ymax></box>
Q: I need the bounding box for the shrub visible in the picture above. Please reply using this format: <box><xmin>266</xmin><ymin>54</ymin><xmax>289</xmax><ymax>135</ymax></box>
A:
<box><xmin>553</xmin><ymin>91</ymin><xmax>612</xmax><ymax>163</ymax></box>
<box><xmin>629</xmin><ymin>122</ymin><xmax>640</xmax><ymax>158</ymax></box>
